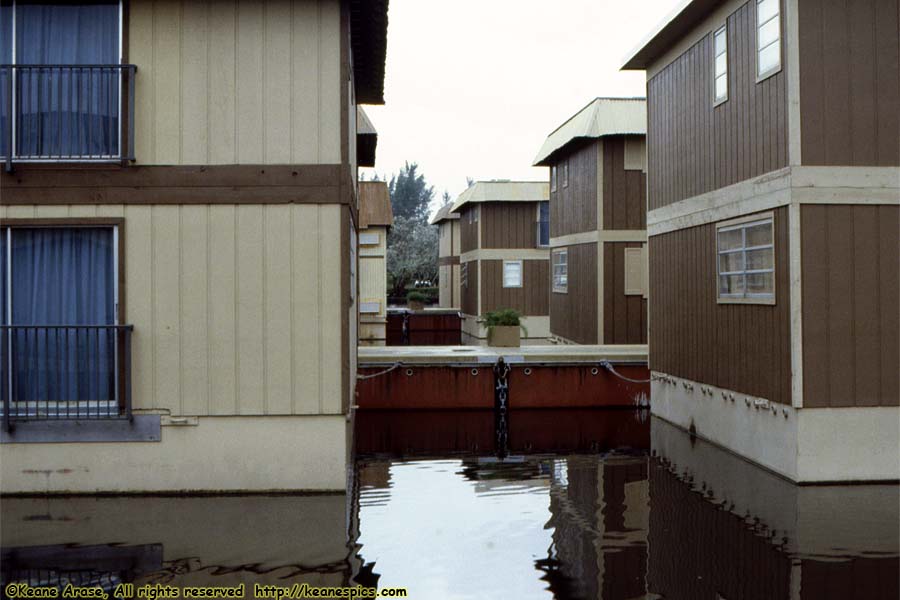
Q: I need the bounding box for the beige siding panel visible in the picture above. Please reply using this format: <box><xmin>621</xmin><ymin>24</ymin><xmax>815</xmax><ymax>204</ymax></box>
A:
<box><xmin>181</xmin><ymin>0</ymin><xmax>210</xmax><ymax>164</ymax></box>
<box><xmin>236</xmin><ymin>205</ymin><xmax>265</xmax><ymax>414</ymax></box>
<box><xmin>208</xmin><ymin>1</ymin><xmax>238</xmax><ymax>164</ymax></box>
<box><xmin>180</xmin><ymin>206</ymin><xmax>209</xmax><ymax>415</ymax></box>
<box><xmin>5</xmin><ymin>206</ymin><xmax>35</xmax><ymax>218</ymax></box>
<box><xmin>318</xmin><ymin>205</ymin><xmax>343</xmax><ymax>414</ymax></box>
<box><xmin>124</xmin><ymin>206</ymin><xmax>154</xmax><ymax>411</ymax></box>
<box><xmin>207</xmin><ymin>206</ymin><xmax>238</xmax><ymax>414</ymax></box>
<box><xmin>96</xmin><ymin>205</ymin><xmax>125</xmax><ymax>218</ymax></box>
<box><xmin>130</xmin><ymin>0</ymin><xmax>341</xmax><ymax>166</ymax></box>
<box><xmin>34</xmin><ymin>205</ymin><xmax>69</xmax><ymax>218</ymax></box>
<box><xmin>292</xmin><ymin>204</ymin><xmax>321</xmax><ymax>414</ymax></box>
<box><xmin>68</xmin><ymin>205</ymin><xmax>99</xmax><ymax>218</ymax></box>
<box><xmin>152</xmin><ymin>206</ymin><xmax>182</xmax><ymax>414</ymax></box>
<box><xmin>265</xmin><ymin>205</ymin><xmax>294</xmax><ymax>414</ymax></box>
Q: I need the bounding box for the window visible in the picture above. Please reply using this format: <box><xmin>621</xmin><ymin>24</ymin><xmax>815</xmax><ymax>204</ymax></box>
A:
<box><xmin>714</xmin><ymin>26</ymin><xmax>728</xmax><ymax>104</ymax></box>
<box><xmin>716</xmin><ymin>214</ymin><xmax>775</xmax><ymax>303</ymax></box>
<box><xmin>461</xmin><ymin>262</ymin><xmax>468</xmax><ymax>288</ymax></box>
<box><xmin>624</xmin><ymin>246</ymin><xmax>648</xmax><ymax>296</ymax></box>
<box><xmin>536</xmin><ymin>201</ymin><xmax>550</xmax><ymax>247</ymax></box>
<box><xmin>552</xmin><ymin>249</ymin><xmax>568</xmax><ymax>293</ymax></box>
<box><xmin>551</xmin><ymin>166</ymin><xmax>557</xmax><ymax>192</ymax></box>
<box><xmin>503</xmin><ymin>260</ymin><xmax>523</xmax><ymax>288</ymax></box>
<box><xmin>562</xmin><ymin>162</ymin><xmax>569</xmax><ymax>188</ymax></box>
<box><xmin>359</xmin><ymin>232</ymin><xmax>380</xmax><ymax>246</ymax></box>
<box><xmin>2</xmin><ymin>224</ymin><xmax>122</xmax><ymax>412</ymax></box>
<box><xmin>359</xmin><ymin>300</ymin><xmax>381</xmax><ymax>314</ymax></box>
<box><xmin>2</xmin><ymin>1</ymin><xmax>125</xmax><ymax>159</ymax></box>
<box><xmin>756</xmin><ymin>0</ymin><xmax>781</xmax><ymax>80</ymax></box>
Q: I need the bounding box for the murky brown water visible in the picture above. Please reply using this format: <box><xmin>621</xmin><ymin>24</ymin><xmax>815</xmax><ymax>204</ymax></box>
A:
<box><xmin>2</xmin><ymin>410</ymin><xmax>898</xmax><ymax>599</ymax></box>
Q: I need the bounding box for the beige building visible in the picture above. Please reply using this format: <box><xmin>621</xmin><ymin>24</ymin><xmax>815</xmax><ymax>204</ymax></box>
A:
<box><xmin>450</xmin><ymin>181</ymin><xmax>551</xmax><ymax>344</ymax></box>
<box><xmin>0</xmin><ymin>0</ymin><xmax>388</xmax><ymax>493</ymax></box>
<box><xmin>430</xmin><ymin>203</ymin><xmax>461</xmax><ymax>308</ymax></box>
<box><xmin>358</xmin><ymin>181</ymin><xmax>393</xmax><ymax>346</ymax></box>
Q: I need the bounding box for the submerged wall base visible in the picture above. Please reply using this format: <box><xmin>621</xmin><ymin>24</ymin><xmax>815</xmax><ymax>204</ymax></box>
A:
<box><xmin>651</xmin><ymin>373</ymin><xmax>900</xmax><ymax>483</ymax></box>
<box><xmin>0</xmin><ymin>415</ymin><xmax>349</xmax><ymax>494</ymax></box>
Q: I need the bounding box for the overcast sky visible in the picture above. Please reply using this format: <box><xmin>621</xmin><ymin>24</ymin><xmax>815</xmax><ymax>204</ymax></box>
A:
<box><xmin>359</xmin><ymin>0</ymin><xmax>683</xmax><ymax>216</ymax></box>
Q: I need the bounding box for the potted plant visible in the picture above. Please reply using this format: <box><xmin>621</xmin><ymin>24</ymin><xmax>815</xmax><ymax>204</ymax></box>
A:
<box><xmin>483</xmin><ymin>308</ymin><xmax>527</xmax><ymax>348</ymax></box>
<box><xmin>407</xmin><ymin>290</ymin><xmax>427</xmax><ymax>311</ymax></box>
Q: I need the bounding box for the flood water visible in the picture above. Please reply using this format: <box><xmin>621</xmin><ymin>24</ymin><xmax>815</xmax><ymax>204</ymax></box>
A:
<box><xmin>2</xmin><ymin>410</ymin><xmax>898</xmax><ymax>599</ymax></box>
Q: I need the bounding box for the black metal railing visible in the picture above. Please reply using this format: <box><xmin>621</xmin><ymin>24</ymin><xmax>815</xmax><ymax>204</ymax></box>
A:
<box><xmin>0</xmin><ymin>325</ymin><xmax>134</xmax><ymax>430</ymax></box>
<box><xmin>1</xmin><ymin>64</ymin><xmax>137</xmax><ymax>170</ymax></box>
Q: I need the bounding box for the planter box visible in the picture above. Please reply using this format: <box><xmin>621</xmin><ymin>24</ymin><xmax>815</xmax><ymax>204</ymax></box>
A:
<box><xmin>488</xmin><ymin>325</ymin><xmax>521</xmax><ymax>347</ymax></box>
<box><xmin>408</xmin><ymin>301</ymin><xmax>425</xmax><ymax>311</ymax></box>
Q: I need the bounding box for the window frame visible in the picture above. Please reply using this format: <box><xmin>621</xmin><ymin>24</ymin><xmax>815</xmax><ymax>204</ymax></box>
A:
<box><xmin>755</xmin><ymin>0</ymin><xmax>782</xmax><ymax>82</ymax></box>
<box><xmin>502</xmin><ymin>260</ymin><xmax>523</xmax><ymax>289</ymax></box>
<box><xmin>536</xmin><ymin>201</ymin><xmax>550</xmax><ymax>248</ymax></box>
<box><xmin>713</xmin><ymin>25</ymin><xmax>728</xmax><ymax>106</ymax></box>
<box><xmin>461</xmin><ymin>262</ymin><xmax>468</xmax><ymax>289</ymax></box>
<box><xmin>551</xmin><ymin>248</ymin><xmax>568</xmax><ymax>294</ymax></box>
<box><xmin>550</xmin><ymin>165</ymin><xmax>557</xmax><ymax>192</ymax></box>
<box><xmin>715</xmin><ymin>212</ymin><xmax>776</xmax><ymax>305</ymax></box>
<box><xmin>562</xmin><ymin>162</ymin><xmax>569</xmax><ymax>188</ymax></box>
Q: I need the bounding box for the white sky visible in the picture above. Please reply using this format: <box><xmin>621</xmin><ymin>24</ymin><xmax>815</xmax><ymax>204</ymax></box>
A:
<box><xmin>358</xmin><ymin>0</ymin><xmax>684</xmax><ymax>217</ymax></box>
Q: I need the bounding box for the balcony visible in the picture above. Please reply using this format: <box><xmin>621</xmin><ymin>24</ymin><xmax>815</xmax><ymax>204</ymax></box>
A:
<box><xmin>1</xmin><ymin>325</ymin><xmax>135</xmax><ymax>430</ymax></box>
<box><xmin>0</xmin><ymin>64</ymin><xmax>136</xmax><ymax>171</ymax></box>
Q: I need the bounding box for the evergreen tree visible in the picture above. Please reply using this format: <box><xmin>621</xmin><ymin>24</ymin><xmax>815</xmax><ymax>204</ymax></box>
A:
<box><xmin>388</xmin><ymin>162</ymin><xmax>434</xmax><ymax>224</ymax></box>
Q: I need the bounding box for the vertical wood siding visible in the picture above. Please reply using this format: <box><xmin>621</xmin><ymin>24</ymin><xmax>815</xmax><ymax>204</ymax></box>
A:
<box><xmin>550</xmin><ymin>142</ymin><xmax>599</xmax><ymax>237</ymax></box>
<box><xmin>646</xmin><ymin>0</ymin><xmax>788</xmax><ymax>211</ymax></box>
<box><xmin>602</xmin><ymin>137</ymin><xmax>647</xmax><ymax>230</ymax></box>
<box><xmin>798</xmin><ymin>0</ymin><xmax>900</xmax><ymax>166</ymax></box>
<box><xmin>549</xmin><ymin>243</ymin><xmax>598</xmax><ymax>344</ymax></box>
<box><xmin>482</xmin><ymin>203</ymin><xmax>537</xmax><ymax>249</ymax></box>
<box><xmin>648</xmin><ymin>207</ymin><xmax>791</xmax><ymax>404</ymax></box>
<box><xmin>604</xmin><ymin>243</ymin><xmax>648</xmax><ymax>344</ymax></box>
<box><xmin>461</xmin><ymin>260</ymin><xmax>479</xmax><ymax>315</ymax></box>
<box><xmin>460</xmin><ymin>207</ymin><xmax>479</xmax><ymax>253</ymax></box>
<box><xmin>131</xmin><ymin>0</ymin><xmax>342</xmax><ymax>166</ymax></box>
<box><xmin>1</xmin><ymin>204</ymin><xmax>345</xmax><ymax>417</ymax></box>
<box><xmin>480</xmin><ymin>260</ymin><xmax>549</xmax><ymax>316</ymax></box>
<box><xmin>801</xmin><ymin>205</ymin><xmax>899</xmax><ymax>408</ymax></box>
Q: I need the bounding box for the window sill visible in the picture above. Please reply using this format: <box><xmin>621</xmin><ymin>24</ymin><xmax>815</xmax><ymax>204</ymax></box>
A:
<box><xmin>756</xmin><ymin>64</ymin><xmax>782</xmax><ymax>84</ymax></box>
<box><xmin>713</xmin><ymin>95</ymin><xmax>728</xmax><ymax>108</ymax></box>
<box><xmin>717</xmin><ymin>296</ymin><xmax>776</xmax><ymax>306</ymax></box>
<box><xmin>1</xmin><ymin>414</ymin><xmax>161</xmax><ymax>444</ymax></box>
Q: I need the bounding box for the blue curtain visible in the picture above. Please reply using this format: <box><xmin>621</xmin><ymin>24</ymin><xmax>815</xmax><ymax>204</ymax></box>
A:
<box><xmin>7</xmin><ymin>228</ymin><xmax>115</xmax><ymax>403</ymax></box>
<box><xmin>13</xmin><ymin>1</ymin><xmax>120</xmax><ymax>157</ymax></box>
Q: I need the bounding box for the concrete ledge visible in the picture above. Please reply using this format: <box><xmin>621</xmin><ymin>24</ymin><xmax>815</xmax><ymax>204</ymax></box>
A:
<box><xmin>359</xmin><ymin>344</ymin><xmax>648</xmax><ymax>366</ymax></box>
<box><xmin>1</xmin><ymin>415</ymin><xmax>161</xmax><ymax>444</ymax></box>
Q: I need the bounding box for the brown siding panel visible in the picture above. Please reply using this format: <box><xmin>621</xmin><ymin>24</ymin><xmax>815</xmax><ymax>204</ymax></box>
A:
<box><xmin>602</xmin><ymin>137</ymin><xmax>647</xmax><ymax>230</ymax></box>
<box><xmin>550</xmin><ymin>142</ymin><xmax>599</xmax><ymax>237</ymax></box>
<box><xmin>604</xmin><ymin>242</ymin><xmax>648</xmax><ymax>344</ymax></box>
<box><xmin>460</xmin><ymin>207</ymin><xmax>478</xmax><ymax>253</ymax></box>
<box><xmin>549</xmin><ymin>243</ymin><xmax>598</xmax><ymax>344</ymax></box>
<box><xmin>801</xmin><ymin>205</ymin><xmax>900</xmax><ymax>408</ymax></box>
<box><xmin>798</xmin><ymin>0</ymin><xmax>899</xmax><ymax>167</ymax></box>
<box><xmin>481</xmin><ymin>259</ymin><xmax>549</xmax><ymax>317</ymax></box>
<box><xmin>461</xmin><ymin>260</ymin><xmax>479</xmax><ymax>316</ymax></box>
<box><xmin>482</xmin><ymin>202</ymin><xmax>538</xmax><ymax>249</ymax></box>
<box><xmin>646</xmin><ymin>0</ymin><xmax>788</xmax><ymax>210</ymax></box>
<box><xmin>649</xmin><ymin>207</ymin><xmax>791</xmax><ymax>404</ymax></box>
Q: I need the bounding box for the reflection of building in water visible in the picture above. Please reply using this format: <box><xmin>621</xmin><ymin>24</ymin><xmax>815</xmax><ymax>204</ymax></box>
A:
<box><xmin>650</xmin><ymin>417</ymin><xmax>900</xmax><ymax>600</ymax></box>
<box><xmin>539</xmin><ymin>455</ymin><xmax>649</xmax><ymax>600</ymax></box>
<box><xmin>1</xmin><ymin>496</ymin><xmax>351</xmax><ymax>594</ymax></box>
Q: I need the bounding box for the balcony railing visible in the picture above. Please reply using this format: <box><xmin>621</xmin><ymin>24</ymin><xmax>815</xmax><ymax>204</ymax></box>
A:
<box><xmin>1</xmin><ymin>325</ymin><xmax>134</xmax><ymax>430</ymax></box>
<box><xmin>1</xmin><ymin>64</ymin><xmax>137</xmax><ymax>171</ymax></box>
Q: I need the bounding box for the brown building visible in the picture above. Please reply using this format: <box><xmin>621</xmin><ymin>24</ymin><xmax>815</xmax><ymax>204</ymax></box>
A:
<box><xmin>430</xmin><ymin>203</ymin><xmax>461</xmax><ymax>308</ymax></box>
<box><xmin>533</xmin><ymin>97</ymin><xmax>648</xmax><ymax>346</ymax></box>
<box><xmin>358</xmin><ymin>180</ymin><xmax>393</xmax><ymax>346</ymax></box>
<box><xmin>624</xmin><ymin>0</ymin><xmax>899</xmax><ymax>482</ymax></box>
<box><xmin>450</xmin><ymin>181</ymin><xmax>550</xmax><ymax>344</ymax></box>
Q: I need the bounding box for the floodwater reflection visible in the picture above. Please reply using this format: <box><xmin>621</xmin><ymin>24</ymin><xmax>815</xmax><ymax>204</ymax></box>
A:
<box><xmin>2</xmin><ymin>409</ymin><xmax>898</xmax><ymax>599</ymax></box>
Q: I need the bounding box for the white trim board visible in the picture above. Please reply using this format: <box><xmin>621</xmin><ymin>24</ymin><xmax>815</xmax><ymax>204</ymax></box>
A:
<box><xmin>459</xmin><ymin>248</ymin><xmax>551</xmax><ymax>263</ymax></box>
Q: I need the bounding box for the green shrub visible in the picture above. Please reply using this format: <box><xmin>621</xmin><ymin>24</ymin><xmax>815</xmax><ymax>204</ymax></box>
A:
<box><xmin>407</xmin><ymin>290</ymin><xmax>428</xmax><ymax>303</ymax></box>
<box><xmin>482</xmin><ymin>308</ymin><xmax>528</xmax><ymax>335</ymax></box>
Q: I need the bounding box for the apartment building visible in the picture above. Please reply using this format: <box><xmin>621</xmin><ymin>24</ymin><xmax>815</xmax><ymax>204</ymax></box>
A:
<box><xmin>430</xmin><ymin>203</ymin><xmax>461</xmax><ymax>309</ymax></box>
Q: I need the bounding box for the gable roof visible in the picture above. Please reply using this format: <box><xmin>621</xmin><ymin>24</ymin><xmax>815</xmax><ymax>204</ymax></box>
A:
<box><xmin>621</xmin><ymin>0</ymin><xmax>722</xmax><ymax>70</ymax></box>
<box><xmin>358</xmin><ymin>181</ymin><xmax>393</xmax><ymax>228</ymax></box>
<box><xmin>450</xmin><ymin>181</ymin><xmax>549</xmax><ymax>214</ymax></box>
<box><xmin>429</xmin><ymin>202</ymin><xmax>460</xmax><ymax>225</ymax></box>
<box><xmin>532</xmin><ymin>97</ymin><xmax>647</xmax><ymax>166</ymax></box>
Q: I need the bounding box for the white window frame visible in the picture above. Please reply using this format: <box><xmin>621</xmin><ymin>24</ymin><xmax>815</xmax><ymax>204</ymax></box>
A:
<box><xmin>502</xmin><ymin>260</ymin><xmax>523</xmax><ymax>288</ymax></box>
<box><xmin>716</xmin><ymin>213</ymin><xmax>776</xmax><ymax>305</ymax></box>
<box><xmin>552</xmin><ymin>248</ymin><xmax>568</xmax><ymax>294</ymax></box>
<box><xmin>562</xmin><ymin>162</ymin><xmax>569</xmax><ymax>188</ymax></box>
<box><xmin>713</xmin><ymin>25</ymin><xmax>728</xmax><ymax>106</ymax></box>
<box><xmin>550</xmin><ymin>166</ymin><xmax>557</xmax><ymax>192</ymax></box>
<box><xmin>756</xmin><ymin>0</ymin><xmax>781</xmax><ymax>82</ymax></box>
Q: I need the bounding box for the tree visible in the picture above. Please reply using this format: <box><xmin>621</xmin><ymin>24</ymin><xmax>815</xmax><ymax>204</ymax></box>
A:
<box><xmin>387</xmin><ymin>215</ymin><xmax>438</xmax><ymax>297</ymax></box>
<box><xmin>388</xmin><ymin>162</ymin><xmax>434</xmax><ymax>223</ymax></box>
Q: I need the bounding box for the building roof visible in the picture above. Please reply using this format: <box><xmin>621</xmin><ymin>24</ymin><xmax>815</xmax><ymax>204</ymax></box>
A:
<box><xmin>358</xmin><ymin>181</ymin><xmax>393</xmax><ymax>228</ymax></box>
<box><xmin>351</xmin><ymin>0</ymin><xmax>389</xmax><ymax>104</ymax></box>
<box><xmin>357</xmin><ymin>107</ymin><xmax>377</xmax><ymax>167</ymax></box>
<box><xmin>429</xmin><ymin>202</ymin><xmax>460</xmax><ymax>225</ymax></box>
<box><xmin>450</xmin><ymin>181</ymin><xmax>549</xmax><ymax>214</ymax></box>
<box><xmin>532</xmin><ymin>97</ymin><xmax>647</xmax><ymax>166</ymax></box>
<box><xmin>621</xmin><ymin>0</ymin><xmax>721</xmax><ymax>70</ymax></box>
